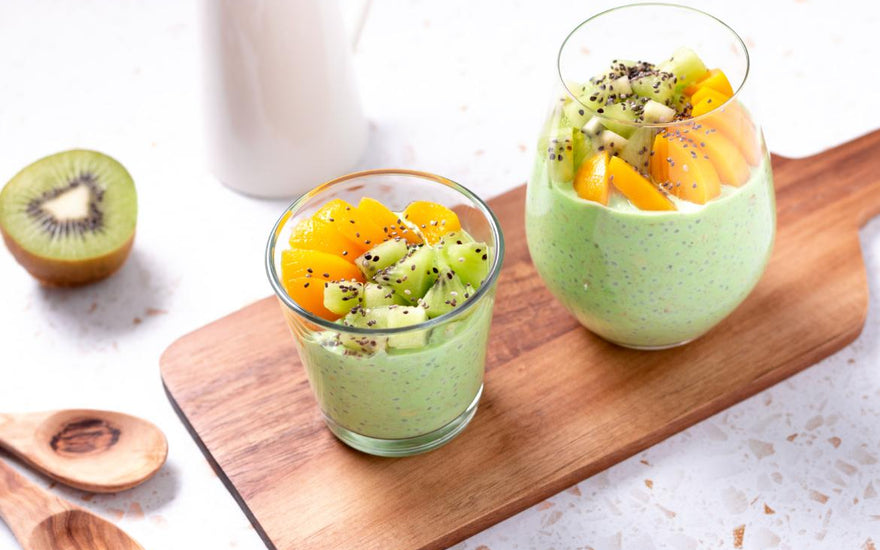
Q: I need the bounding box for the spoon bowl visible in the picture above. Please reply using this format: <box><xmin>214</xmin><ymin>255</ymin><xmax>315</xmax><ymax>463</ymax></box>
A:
<box><xmin>30</xmin><ymin>510</ymin><xmax>143</xmax><ymax>550</ymax></box>
<box><xmin>0</xmin><ymin>410</ymin><xmax>167</xmax><ymax>493</ymax></box>
<box><xmin>0</xmin><ymin>458</ymin><xmax>144</xmax><ymax>550</ymax></box>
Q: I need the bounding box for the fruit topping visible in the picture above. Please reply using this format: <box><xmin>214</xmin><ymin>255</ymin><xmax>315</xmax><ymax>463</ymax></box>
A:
<box><xmin>402</xmin><ymin>201</ymin><xmax>462</xmax><ymax>244</ymax></box>
<box><xmin>573</xmin><ymin>151</ymin><xmax>610</xmax><ymax>205</ymax></box>
<box><xmin>608</xmin><ymin>156</ymin><xmax>675</xmax><ymax>211</ymax></box>
<box><xmin>281</xmin><ymin>248</ymin><xmax>365</xmax><ymax>283</ymax></box>
<box><xmin>538</xmin><ymin>47</ymin><xmax>761</xmax><ymax>209</ymax></box>
<box><xmin>280</xmin><ymin>197</ymin><xmax>490</xmax><ymax>329</ymax></box>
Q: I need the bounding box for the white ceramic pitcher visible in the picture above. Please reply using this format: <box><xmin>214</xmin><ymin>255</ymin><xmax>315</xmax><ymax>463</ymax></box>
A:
<box><xmin>200</xmin><ymin>0</ymin><xmax>369</xmax><ymax>198</ymax></box>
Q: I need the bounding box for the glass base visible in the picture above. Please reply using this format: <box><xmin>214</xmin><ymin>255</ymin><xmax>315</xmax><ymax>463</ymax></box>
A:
<box><xmin>590</xmin><ymin>331</ymin><xmax>702</xmax><ymax>351</ymax></box>
<box><xmin>607</xmin><ymin>337</ymin><xmax>697</xmax><ymax>350</ymax></box>
<box><xmin>324</xmin><ymin>385</ymin><xmax>483</xmax><ymax>457</ymax></box>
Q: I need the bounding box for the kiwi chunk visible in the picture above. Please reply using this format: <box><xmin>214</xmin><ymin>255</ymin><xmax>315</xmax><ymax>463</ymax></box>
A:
<box><xmin>323</xmin><ymin>281</ymin><xmax>363</xmax><ymax>315</ymax></box>
<box><xmin>362</xmin><ymin>282</ymin><xmax>406</xmax><ymax>308</ymax></box>
<box><xmin>0</xmin><ymin>150</ymin><xmax>137</xmax><ymax>286</ymax></box>
<box><xmin>421</xmin><ymin>269</ymin><xmax>475</xmax><ymax>319</ymax></box>
<box><xmin>374</xmin><ymin>245</ymin><xmax>438</xmax><ymax>303</ymax></box>
<box><xmin>441</xmin><ymin>242</ymin><xmax>491</xmax><ymax>289</ymax></box>
<box><xmin>355</xmin><ymin>238</ymin><xmax>408</xmax><ymax>279</ymax></box>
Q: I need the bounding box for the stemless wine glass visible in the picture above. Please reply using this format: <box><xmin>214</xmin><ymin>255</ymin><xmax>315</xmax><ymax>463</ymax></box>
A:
<box><xmin>266</xmin><ymin>170</ymin><xmax>504</xmax><ymax>457</ymax></box>
<box><xmin>525</xmin><ymin>4</ymin><xmax>776</xmax><ymax>349</ymax></box>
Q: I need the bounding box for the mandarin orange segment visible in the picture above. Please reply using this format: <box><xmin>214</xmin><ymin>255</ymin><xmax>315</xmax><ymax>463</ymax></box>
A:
<box><xmin>289</xmin><ymin>217</ymin><xmax>362</xmax><ymax>259</ymax></box>
<box><xmin>695</xmin><ymin>68</ymin><xmax>734</xmax><ymax>97</ymax></box>
<box><xmin>608</xmin><ymin>156</ymin><xmax>675</xmax><ymax>211</ymax></box>
<box><xmin>281</xmin><ymin>248</ymin><xmax>365</xmax><ymax>282</ymax></box>
<box><xmin>657</xmin><ymin>134</ymin><xmax>721</xmax><ymax>204</ymax></box>
<box><xmin>573</xmin><ymin>151</ymin><xmax>610</xmax><ymax>205</ymax></box>
<box><xmin>402</xmin><ymin>201</ymin><xmax>462</xmax><ymax>244</ymax></box>
<box><xmin>314</xmin><ymin>198</ymin><xmax>389</xmax><ymax>252</ymax></box>
<box><xmin>357</xmin><ymin>197</ymin><xmax>422</xmax><ymax>244</ymax></box>
<box><xmin>283</xmin><ymin>276</ymin><xmax>339</xmax><ymax>321</ymax></box>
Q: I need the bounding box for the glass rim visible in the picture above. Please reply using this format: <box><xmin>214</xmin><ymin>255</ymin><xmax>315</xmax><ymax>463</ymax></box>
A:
<box><xmin>265</xmin><ymin>168</ymin><xmax>505</xmax><ymax>335</ymax></box>
<box><xmin>557</xmin><ymin>2</ymin><xmax>751</xmax><ymax>130</ymax></box>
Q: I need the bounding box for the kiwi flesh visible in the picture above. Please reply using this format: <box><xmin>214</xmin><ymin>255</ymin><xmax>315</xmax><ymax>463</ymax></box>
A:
<box><xmin>0</xmin><ymin>150</ymin><xmax>137</xmax><ymax>286</ymax></box>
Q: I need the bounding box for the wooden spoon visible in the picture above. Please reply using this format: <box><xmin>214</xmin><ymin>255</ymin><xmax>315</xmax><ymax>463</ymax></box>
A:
<box><xmin>0</xmin><ymin>410</ymin><xmax>167</xmax><ymax>493</ymax></box>
<box><xmin>0</xmin><ymin>458</ymin><xmax>144</xmax><ymax>550</ymax></box>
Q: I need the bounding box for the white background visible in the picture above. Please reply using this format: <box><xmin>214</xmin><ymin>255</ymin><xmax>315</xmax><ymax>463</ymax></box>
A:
<box><xmin>0</xmin><ymin>1</ymin><xmax>878</xmax><ymax>548</ymax></box>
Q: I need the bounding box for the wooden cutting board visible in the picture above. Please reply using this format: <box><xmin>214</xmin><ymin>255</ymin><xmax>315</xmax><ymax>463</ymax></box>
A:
<box><xmin>161</xmin><ymin>130</ymin><xmax>880</xmax><ymax>550</ymax></box>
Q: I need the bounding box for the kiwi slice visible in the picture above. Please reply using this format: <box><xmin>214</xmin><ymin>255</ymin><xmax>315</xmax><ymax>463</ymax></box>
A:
<box><xmin>0</xmin><ymin>150</ymin><xmax>137</xmax><ymax>286</ymax></box>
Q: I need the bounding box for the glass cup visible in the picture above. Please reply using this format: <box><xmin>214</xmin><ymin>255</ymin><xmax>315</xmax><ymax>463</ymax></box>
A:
<box><xmin>266</xmin><ymin>169</ymin><xmax>504</xmax><ymax>457</ymax></box>
<box><xmin>525</xmin><ymin>3</ymin><xmax>776</xmax><ymax>349</ymax></box>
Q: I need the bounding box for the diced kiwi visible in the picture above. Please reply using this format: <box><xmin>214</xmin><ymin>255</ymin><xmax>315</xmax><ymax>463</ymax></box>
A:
<box><xmin>658</xmin><ymin>47</ymin><xmax>708</xmax><ymax>90</ymax></box>
<box><xmin>436</xmin><ymin>230</ymin><xmax>474</xmax><ymax>247</ymax></box>
<box><xmin>599</xmin><ymin>130</ymin><xmax>628</xmax><ymax>155</ymax></box>
<box><xmin>323</xmin><ymin>281</ymin><xmax>363</xmax><ymax>315</ymax></box>
<box><xmin>643</xmin><ymin>100</ymin><xmax>676</xmax><ymax>123</ymax></box>
<box><xmin>596</xmin><ymin>103</ymin><xmax>637</xmax><ymax>138</ymax></box>
<box><xmin>374</xmin><ymin>245</ymin><xmax>438</xmax><ymax>303</ymax></box>
<box><xmin>362</xmin><ymin>282</ymin><xmax>406</xmax><ymax>308</ymax></box>
<box><xmin>631</xmin><ymin>73</ymin><xmax>676</xmax><ymax>105</ymax></box>
<box><xmin>0</xmin><ymin>150</ymin><xmax>137</xmax><ymax>286</ymax></box>
<box><xmin>441</xmin><ymin>242</ymin><xmax>491</xmax><ymax>289</ymax></box>
<box><xmin>618</xmin><ymin>128</ymin><xmax>656</xmax><ymax>176</ymax></box>
<box><xmin>562</xmin><ymin>98</ymin><xmax>593</xmax><ymax>129</ymax></box>
<box><xmin>582</xmin><ymin>117</ymin><xmax>605</xmax><ymax>138</ymax></box>
<box><xmin>609</xmin><ymin>75</ymin><xmax>633</xmax><ymax>98</ymax></box>
<box><xmin>572</xmin><ymin>128</ymin><xmax>593</xmax><ymax>170</ymax></box>
<box><xmin>383</xmin><ymin>305</ymin><xmax>429</xmax><ymax>349</ymax></box>
<box><xmin>421</xmin><ymin>269</ymin><xmax>475</xmax><ymax>319</ymax></box>
<box><xmin>355</xmin><ymin>238</ymin><xmax>408</xmax><ymax>279</ymax></box>
<box><xmin>338</xmin><ymin>307</ymin><xmax>386</xmax><ymax>353</ymax></box>
<box><xmin>544</xmin><ymin>127</ymin><xmax>575</xmax><ymax>184</ymax></box>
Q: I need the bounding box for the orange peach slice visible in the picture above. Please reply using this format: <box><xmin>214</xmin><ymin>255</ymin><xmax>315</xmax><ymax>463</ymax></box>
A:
<box><xmin>283</xmin><ymin>276</ymin><xmax>339</xmax><ymax>321</ymax></box>
<box><xmin>573</xmin><ymin>151</ymin><xmax>610</xmax><ymax>205</ymax></box>
<box><xmin>691</xmin><ymin>87</ymin><xmax>731</xmax><ymax>115</ymax></box>
<box><xmin>608</xmin><ymin>156</ymin><xmax>675</xmax><ymax>211</ymax></box>
<box><xmin>357</xmin><ymin>197</ymin><xmax>422</xmax><ymax>244</ymax></box>
<box><xmin>314</xmin><ymin>198</ymin><xmax>388</xmax><ymax>253</ymax></box>
<box><xmin>281</xmin><ymin>248</ymin><xmax>365</xmax><ymax>282</ymax></box>
<box><xmin>687</xmin><ymin>130</ymin><xmax>750</xmax><ymax>187</ymax></box>
<box><xmin>660</xmin><ymin>134</ymin><xmax>722</xmax><ymax>204</ymax></box>
<box><xmin>695</xmin><ymin>68</ymin><xmax>734</xmax><ymax>97</ymax></box>
<box><xmin>403</xmin><ymin>201</ymin><xmax>462</xmax><ymax>244</ymax></box>
<box><xmin>695</xmin><ymin>103</ymin><xmax>762</xmax><ymax>166</ymax></box>
<box><xmin>289</xmin><ymin>217</ymin><xmax>363</xmax><ymax>260</ymax></box>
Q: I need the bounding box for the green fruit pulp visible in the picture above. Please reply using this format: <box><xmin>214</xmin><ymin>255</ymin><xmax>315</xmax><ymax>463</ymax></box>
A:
<box><xmin>0</xmin><ymin>150</ymin><xmax>137</xmax><ymax>261</ymax></box>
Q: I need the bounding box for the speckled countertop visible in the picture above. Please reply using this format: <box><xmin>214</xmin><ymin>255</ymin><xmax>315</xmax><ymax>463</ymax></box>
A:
<box><xmin>0</xmin><ymin>1</ymin><xmax>878</xmax><ymax>549</ymax></box>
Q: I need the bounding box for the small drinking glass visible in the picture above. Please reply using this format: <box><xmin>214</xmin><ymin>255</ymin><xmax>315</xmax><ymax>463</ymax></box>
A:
<box><xmin>266</xmin><ymin>169</ymin><xmax>504</xmax><ymax>457</ymax></box>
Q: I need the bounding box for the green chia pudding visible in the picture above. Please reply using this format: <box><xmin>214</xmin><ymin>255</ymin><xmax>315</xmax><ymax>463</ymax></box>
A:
<box><xmin>525</xmin><ymin>46</ymin><xmax>776</xmax><ymax>348</ymax></box>
<box><xmin>300</xmin><ymin>293</ymin><xmax>494</xmax><ymax>439</ymax></box>
<box><xmin>526</xmin><ymin>157</ymin><xmax>774</xmax><ymax>348</ymax></box>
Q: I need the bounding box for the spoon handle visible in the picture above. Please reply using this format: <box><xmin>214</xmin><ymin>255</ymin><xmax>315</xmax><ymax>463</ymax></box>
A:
<box><xmin>0</xmin><ymin>458</ymin><xmax>68</xmax><ymax>546</ymax></box>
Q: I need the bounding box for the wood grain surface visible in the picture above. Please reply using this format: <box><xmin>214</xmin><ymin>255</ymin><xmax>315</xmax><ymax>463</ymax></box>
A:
<box><xmin>0</xmin><ymin>410</ymin><xmax>168</xmax><ymax>493</ymax></box>
<box><xmin>0</xmin><ymin>459</ymin><xmax>144</xmax><ymax>550</ymax></box>
<box><xmin>161</xmin><ymin>130</ymin><xmax>880</xmax><ymax>550</ymax></box>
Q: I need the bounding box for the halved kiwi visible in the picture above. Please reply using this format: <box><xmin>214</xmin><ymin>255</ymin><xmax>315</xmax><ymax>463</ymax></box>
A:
<box><xmin>0</xmin><ymin>150</ymin><xmax>137</xmax><ymax>286</ymax></box>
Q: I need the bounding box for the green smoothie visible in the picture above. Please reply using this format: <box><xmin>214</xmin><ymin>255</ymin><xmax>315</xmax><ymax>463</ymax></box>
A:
<box><xmin>526</xmin><ymin>156</ymin><xmax>775</xmax><ymax>348</ymax></box>
<box><xmin>298</xmin><ymin>290</ymin><xmax>495</xmax><ymax>439</ymax></box>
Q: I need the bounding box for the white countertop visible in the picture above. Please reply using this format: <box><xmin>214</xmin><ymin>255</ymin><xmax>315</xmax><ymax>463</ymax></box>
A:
<box><xmin>1</xmin><ymin>1</ymin><xmax>878</xmax><ymax>548</ymax></box>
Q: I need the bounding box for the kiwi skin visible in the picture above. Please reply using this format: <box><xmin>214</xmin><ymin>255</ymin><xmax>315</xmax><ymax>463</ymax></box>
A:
<box><xmin>1</xmin><ymin>228</ymin><xmax>134</xmax><ymax>287</ymax></box>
